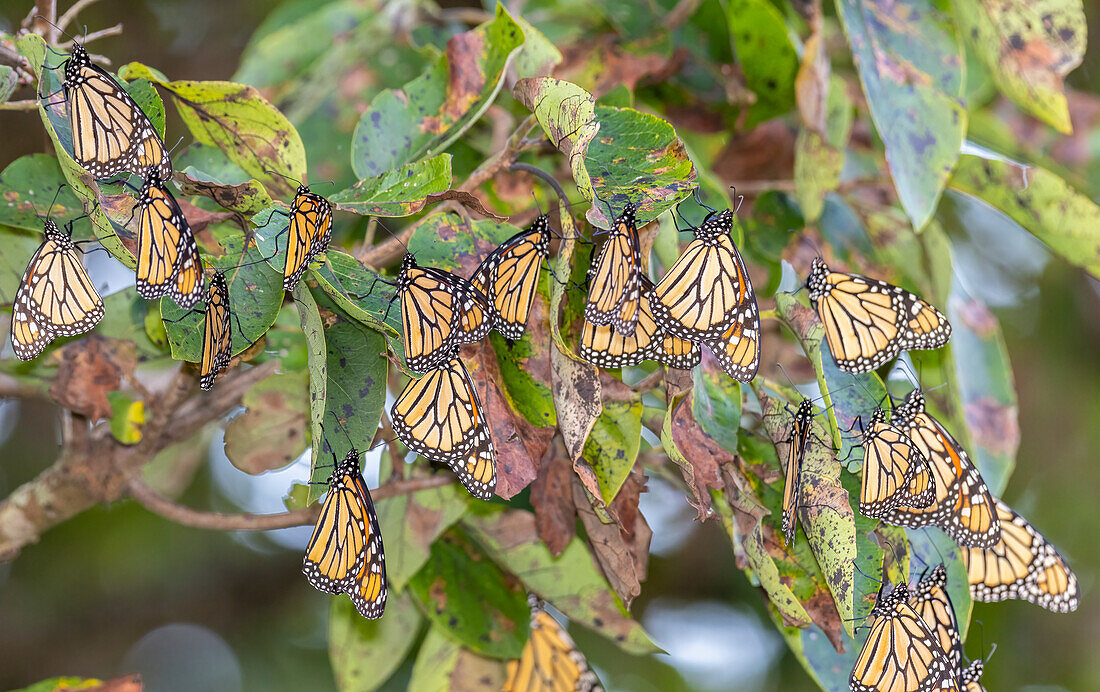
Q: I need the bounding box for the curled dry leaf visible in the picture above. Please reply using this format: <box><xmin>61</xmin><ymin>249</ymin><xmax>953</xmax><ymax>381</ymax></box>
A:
<box><xmin>423</xmin><ymin>189</ymin><xmax>506</xmax><ymax>220</ymax></box>
<box><xmin>49</xmin><ymin>336</ymin><xmax>133</xmax><ymax>421</ymax></box>
<box><xmin>572</xmin><ymin>470</ymin><xmax>651</xmax><ymax>608</ymax></box>
<box><xmin>669</xmin><ymin>392</ymin><xmax>732</xmax><ymax>518</ymax></box>
<box><xmin>529</xmin><ymin>437</ymin><xmax>578</xmax><ymax>556</ymax></box>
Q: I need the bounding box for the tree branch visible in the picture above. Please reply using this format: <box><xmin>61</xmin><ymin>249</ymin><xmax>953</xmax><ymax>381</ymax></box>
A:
<box><xmin>127</xmin><ymin>474</ymin><xmax>455</xmax><ymax>531</ymax></box>
<box><xmin>58</xmin><ymin>23</ymin><xmax>123</xmax><ymax>49</ymax></box>
<box><xmin>57</xmin><ymin>0</ymin><xmax>103</xmax><ymax>31</ymax></box>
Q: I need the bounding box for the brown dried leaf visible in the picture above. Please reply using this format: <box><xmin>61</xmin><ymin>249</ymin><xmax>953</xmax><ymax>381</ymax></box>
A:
<box><xmin>795</xmin><ymin>11</ymin><xmax>829</xmax><ymax>134</ymax></box>
<box><xmin>49</xmin><ymin>336</ymin><xmax>131</xmax><ymax>421</ymax></box>
<box><xmin>223</xmin><ymin>372</ymin><xmax>310</xmax><ymax>474</ymax></box>
<box><xmin>88</xmin><ymin>674</ymin><xmax>144</xmax><ymax>692</ymax></box>
<box><xmin>424</xmin><ymin>190</ymin><xmax>505</xmax><ymax>220</ymax></box>
<box><xmin>573</xmin><ymin>472</ymin><xmax>647</xmax><ymax>607</ymax></box>
<box><xmin>550</xmin><ymin>344</ymin><xmax>602</xmax><ymax>462</ymax></box>
<box><xmin>669</xmin><ymin>393</ymin><xmax>731</xmax><ymax>517</ymax></box>
<box><xmin>530</xmin><ymin>437</ymin><xmax>577</xmax><ymax>556</ymax></box>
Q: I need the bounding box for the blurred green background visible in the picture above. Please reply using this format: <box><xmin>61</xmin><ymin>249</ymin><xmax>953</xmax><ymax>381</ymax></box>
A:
<box><xmin>1</xmin><ymin>0</ymin><xmax>1097</xmax><ymax>690</ymax></box>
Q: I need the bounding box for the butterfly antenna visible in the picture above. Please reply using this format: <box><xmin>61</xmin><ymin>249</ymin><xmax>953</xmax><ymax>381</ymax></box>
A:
<box><xmin>263</xmin><ymin>168</ymin><xmax>305</xmax><ymax>190</ymax></box>
<box><xmin>692</xmin><ymin>187</ymin><xmax>716</xmax><ymax>214</ymax></box>
<box><xmin>729</xmin><ymin>186</ymin><xmax>745</xmax><ymax>214</ymax></box>
<box><xmin>34</xmin><ymin>15</ymin><xmax>80</xmax><ymax>45</ymax></box>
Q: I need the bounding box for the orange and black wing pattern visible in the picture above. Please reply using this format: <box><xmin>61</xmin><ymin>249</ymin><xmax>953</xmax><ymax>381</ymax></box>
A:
<box><xmin>886</xmin><ymin>390</ymin><xmax>1000</xmax><ymax>548</ymax></box>
<box><xmin>780</xmin><ymin>399</ymin><xmax>815</xmax><ymax>547</ymax></box>
<box><xmin>302</xmin><ymin>449</ymin><xmax>387</xmax><ymax>619</ymax></box>
<box><xmin>806</xmin><ymin>258</ymin><xmax>950</xmax><ymax>373</ymax></box>
<box><xmin>398</xmin><ymin>254</ymin><xmax>493</xmax><ymax>373</ymax></box>
<box><xmin>962</xmin><ymin>498</ymin><xmax>1078</xmax><ymax>613</ymax></box>
<box><xmin>584</xmin><ymin>204</ymin><xmax>642</xmax><ymax>337</ymax></box>
<box><xmin>282</xmin><ymin>184</ymin><xmax>333</xmax><ymax>291</ymax></box>
<box><xmin>10</xmin><ymin>219</ymin><xmax>104</xmax><ymax>360</ymax></box>
<box><xmin>198</xmin><ymin>271</ymin><xmax>231</xmax><ymax>391</ymax></box>
<box><xmin>59</xmin><ymin>43</ymin><xmax>171</xmax><ymax>180</ymax></box>
<box><xmin>504</xmin><ymin>598</ymin><xmax>603</xmax><ymax>692</ymax></box>
<box><xmin>859</xmin><ymin>408</ymin><xmax>936</xmax><ymax>520</ymax></box>
<box><xmin>909</xmin><ymin>566</ymin><xmax>963</xmax><ymax>672</ymax></box>
<box><xmin>850</xmin><ymin>584</ymin><xmax>958</xmax><ymax>692</ymax></box>
<box><xmin>390</xmin><ymin>349</ymin><xmax>496</xmax><ymax>499</ymax></box>
<box><xmin>135</xmin><ymin>168</ymin><xmax>204</xmax><ymax>310</ymax></box>
<box><xmin>471</xmin><ymin>215</ymin><xmax>551</xmax><ymax>340</ymax></box>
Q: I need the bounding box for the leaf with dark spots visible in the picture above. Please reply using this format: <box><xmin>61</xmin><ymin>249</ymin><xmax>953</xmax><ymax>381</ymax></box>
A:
<box><xmin>0</xmin><ymin>154</ymin><xmax>84</xmax><ymax>232</ymax></box>
<box><xmin>955</xmin><ymin>0</ymin><xmax>1085</xmax><ymax>133</ymax></box>
<box><xmin>467</xmin><ymin>341</ymin><xmax>554</xmax><ymax>499</ymax></box>
<box><xmin>423</xmin><ymin>189</ymin><xmax>505</xmax><ymax>220</ymax></box>
<box><xmin>331</xmin><ymin>154</ymin><xmax>452</xmax><ymax>217</ymax></box>
<box><xmin>224</xmin><ymin>372</ymin><xmax>309</xmax><ymax>474</ymax></box>
<box><xmin>580</xmin><ymin>385</ymin><xmax>642</xmax><ymax>505</ymax></box>
<box><xmin>408</xmin><ymin>626</ymin><xmax>507</xmax><ymax>689</ymax></box>
<box><xmin>329</xmin><ymin>591</ymin><xmax>422</xmax><ymax>692</ymax></box>
<box><xmin>727</xmin><ymin>0</ymin><xmax>800</xmax><ymax>127</ymax></box>
<box><xmin>48</xmin><ymin>336</ymin><xmax>131</xmax><ymax>421</ymax></box>
<box><xmin>376</xmin><ymin>483</ymin><xmax>469</xmax><ymax>591</ymax></box>
<box><xmin>530</xmin><ymin>440</ymin><xmax>578</xmax><ymax>556</ymax></box>
<box><xmin>462</xmin><ymin>508</ymin><xmax>659</xmax><ymax>655</ymax></box>
<box><xmin>407</xmin><ymin>527</ymin><xmax>529</xmax><ymax>659</ymax></box>
<box><xmin>351</xmin><ymin>5</ymin><xmax>524</xmax><ymax>178</ymax></box>
<box><xmin>836</xmin><ymin>0</ymin><xmax>965</xmax><ymax>228</ymax></box>
<box><xmin>513</xmin><ymin>77</ymin><xmax>599</xmax><ymax>196</ymax></box>
<box><xmin>160</xmin><ymin>222</ymin><xmax>284</xmax><ymax>363</ymax></box>
<box><xmin>174</xmin><ymin>169</ymin><xmax>273</xmax><ymax>216</ymax></box>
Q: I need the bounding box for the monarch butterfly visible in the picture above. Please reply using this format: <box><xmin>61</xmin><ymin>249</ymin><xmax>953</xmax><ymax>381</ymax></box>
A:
<box><xmin>578</xmin><ymin>277</ymin><xmax>700</xmax><ymax>370</ymax></box>
<box><xmin>50</xmin><ymin>42</ymin><xmax>172</xmax><ymax>180</ymax></box>
<box><xmin>135</xmin><ymin>168</ymin><xmax>204</xmax><ymax>310</ymax></box>
<box><xmin>504</xmin><ymin>597</ymin><xmax>603</xmax><ymax>692</ymax></box>
<box><xmin>280</xmin><ymin>183</ymin><xmax>333</xmax><ymax>291</ymax></box>
<box><xmin>389</xmin><ymin>349</ymin><xmax>496</xmax><ymax>499</ymax></box>
<box><xmin>961</xmin><ymin>498</ymin><xmax>1078</xmax><ymax>613</ymax></box>
<box><xmin>470</xmin><ymin>215</ymin><xmax>551</xmax><ymax>340</ymax></box>
<box><xmin>859</xmin><ymin>408</ymin><xmax>936</xmax><ymax>520</ymax></box>
<box><xmin>806</xmin><ymin>258</ymin><xmax>951</xmax><ymax>374</ymax></box>
<box><xmin>850</xmin><ymin>582</ymin><xmax>958</xmax><ymax>692</ymax></box>
<box><xmin>10</xmin><ymin>216</ymin><xmax>105</xmax><ymax>361</ymax></box>
<box><xmin>702</xmin><ymin>313</ymin><xmax>761</xmax><ymax>382</ymax></box>
<box><xmin>958</xmin><ymin>660</ymin><xmax>985</xmax><ymax>692</ymax></box>
<box><xmin>778</xmin><ymin>399</ymin><xmax>816</xmax><ymax>547</ymax></box>
<box><xmin>584</xmin><ymin>203</ymin><xmax>642</xmax><ymax>337</ymax></box>
<box><xmin>302</xmin><ymin>448</ymin><xmax>387</xmax><ymax>619</ymax></box>
<box><xmin>398</xmin><ymin>253</ymin><xmax>493</xmax><ymax>373</ymax></box>
<box><xmin>651</xmin><ymin>208</ymin><xmax>759</xmax><ymax>342</ymax></box>
<box><xmin>885</xmin><ymin>390</ymin><xmax>1000</xmax><ymax>548</ymax></box>
<box><xmin>910</xmin><ymin>566</ymin><xmax>963</xmax><ymax>672</ymax></box>
<box><xmin>198</xmin><ymin>271</ymin><xmax>230</xmax><ymax>391</ymax></box>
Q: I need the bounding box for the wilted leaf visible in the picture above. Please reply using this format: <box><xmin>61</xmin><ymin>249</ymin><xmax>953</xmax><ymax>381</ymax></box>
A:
<box><xmin>950</xmin><ymin>153</ymin><xmax>1100</xmax><ymax>278</ymax></box>
<box><xmin>665</xmin><ymin>392</ymin><xmax>730</xmax><ymax>519</ymax></box>
<box><xmin>331</xmin><ymin>154</ymin><xmax>452</xmax><ymax>216</ymax></box>
<box><xmin>836</xmin><ymin>0</ymin><xmax>966</xmax><ymax>228</ymax></box>
<box><xmin>530</xmin><ymin>441</ymin><xmax>578</xmax><ymax>555</ymax></box>
<box><xmin>574</xmin><ymin>470</ymin><xmax>651</xmax><ymax>606</ymax></box>
<box><xmin>463</xmin><ymin>508</ymin><xmax>659</xmax><ymax>655</ymax></box>
<box><xmin>224</xmin><ymin>372</ymin><xmax>309</xmax><ymax>474</ymax></box>
<box><xmin>407</xmin><ymin>527</ymin><xmax>530</xmax><ymax>659</ymax></box>
<box><xmin>955</xmin><ymin>0</ymin><xmax>1085</xmax><ymax>133</ymax></box>
<box><xmin>174</xmin><ymin>169</ymin><xmax>273</xmax><ymax>216</ymax></box>
<box><xmin>49</xmin><ymin>337</ymin><xmax>132</xmax><ymax>421</ymax></box>
<box><xmin>408</xmin><ymin>625</ymin><xmax>507</xmax><ymax>691</ymax></box>
<box><xmin>329</xmin><ymin>590</ymin><xmax>422</xmax><ymax>692</ymax></box>
<box><xmin>513</xmin><ymin>77</ymin><xmax>599</xmax><ymax>197</ymax></box>
<box><xmin>375</xmin><ymin>483</ymin><xmax>469</xmax><ymax>591</ymax></box>
<box><xmin>351</xmin><ymin>5</ymin><xmax>525</xmax><ymax>177</ymax></box>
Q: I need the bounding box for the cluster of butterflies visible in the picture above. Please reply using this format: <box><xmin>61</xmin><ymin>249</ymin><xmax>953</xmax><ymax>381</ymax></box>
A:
<box><xmin>10</xmin><ymin>33</ymin><xmax>1079</xmax><ymax>692</ymax></box>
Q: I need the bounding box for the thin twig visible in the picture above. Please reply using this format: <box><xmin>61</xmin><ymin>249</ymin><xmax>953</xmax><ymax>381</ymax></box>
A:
<box><xmin>0</xmin><ymin>43</ymin><xmax>29</xmax><ymax>70</ymax></box>
<box><xmin>34</xmin><ymin>0</ymin><xmax>58</xmax><ymax>45</ymax></box>
<box><xmin>632</xmin><ymin>369</ymin><xmax>666</xmax><ymax>394</ymax></box>
<box><xmin>509</xmin><ymin>162</ymin><xmax>569</xmax><ymax>204</ymax></box>
<box><xmin>58</xmin><ymin>23</ymin><xmax>122</xmax><ymax>49</ymax></box>
<box><xmin>57</xmin><ymin>0</ymin><xmax>103</xmax><ymax>31</ymax></box>
<box><xmin>0</xmin><ymin>99</ymin><xmax>40</xmax><ymax>111</ymax></box>
<box><xmin>0</xmin><ymin>374</ymin><xmax>50</xmax><ymax>399</ymax></box>
<box><xmin>127</xmin><ymin>474</ymin><xmax>455</xmax><ymax>531</ymax></box>
<box><xmin>458</xmin><ymin>113</ymin><xmax>539</xmax><ymax>193</ymax></box>
<box><xmin>665</xmin><ymin>0</ymin><xmax>704</xmax><ymax>32</ymax></box>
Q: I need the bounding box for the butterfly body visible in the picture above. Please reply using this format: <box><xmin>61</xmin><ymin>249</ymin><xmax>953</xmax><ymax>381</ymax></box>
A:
<box><xmin>910</xmin><ymin>566</ymin><xmax>963</xmax><ymax>672</ymax></box>
<box><xmin>398</xmin><ymin>254</ymin><xmax>493</xmax><ymax>373</ymax></box>
<box><xmin>958</xmin><ymin>660</ymin><xmax>985</xmax><ymax>692</ymax></box>
<box><xmin>282</xmin><ymin>184</ymin><xmax>333</xmax><ymax>291</ymax></box>
<box><xmin>198</xmin><ymin>271</ymin><xmax>231</xmax><ymax>390</ymax></box>
<box><xmin>780</xmin><ymin>399</ymin><xmax>816</xmax><ymax>546</ymax></box>
<box><xmin>59</xmin><ymin>43</ymin><xmax>172</xmax><ymax>180</ymax></box>
<box><xmin>584</xmin><ymin>204</ymin><xmax>642</xmax><ymax>337</ymax></box>
<box><xmin>10</xmin><ymin>218</ymin><xmax>105</xmax><ymax>360</ymax></box>
<box><xmin>302</xmin><ymin>449</ymin><xmax>387</xmax><ymax>619</ymax></box>
<box><xmin>886</xmin><ymin>390</ymin><xmax>1000</xmax><ymax>548</ymax></box>
<box><xmin>807</xmin><ymin>258</ymin><xmax>950</xmax><ymax>374</ymax></box>
<box><xmin>470</xmin><ymin>215</ymin><xmax>551</xmax><ymax>340</ymax></box>
<box><xmin>135</xmin><ymin>168</ymin><xmax>204</xmax><ymax>310</ymax></box>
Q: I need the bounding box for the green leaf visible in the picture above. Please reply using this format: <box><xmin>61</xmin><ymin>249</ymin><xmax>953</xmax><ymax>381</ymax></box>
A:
<box><xmin>0</xmin><ymin>226</ymin><xmax>46</xmax><ymax>304</ymax></box>
<box><xmin>945</xmin><ymin>273</ymin><xmax>1018</xmax><ymax>495</ymax></box>
<box><xmin>305</xmin><ymin>247</ymin><xmax>401</xmax><ymax>347</ymax></box>
<box><xmin>513</xmin><ymin>77</ymin><xmax>599</xmax><ymax>198</ymax></box>
<box><xmin>294</xmin><ymin>283</ymin><xmax>328</xmax><ymax>504</ymax></box>
<box><xmin>160</xmin><ymin>223</ymin><xmax>284</xmax><ymax>362</ymax></box>
<box><xmin>375</xmin><ymin>483</ymin><xmax>469</xmax><ymax>592</ymax></box>
<box><xmin>328</xmin><ymin>590</ymin><xmax>423</xmax><ymax>692</ymax></box>
<box><xmin>351</xmin><ymin>4</ymin><xmax>525</xmax><ymax>177</ymax></box>
<box><xmin>120</xmin><ymin>78</ymin><xmax>166</xmax><ymax>139</ymax></box>
<box><xmin>836</xmin><ymin>0</ymin><xmax>967</xmax><ymax>229</ymax></box>
<box><xmin>407</xmin><ymin>625</ymin><xmax>507</xmax><ymax>690</ymax></box>
<box><xmin>302</xmin><ymin>289</ymin><xmax>390</xmax><ymax>501</ymax></box>
<box><xmin>954</xmin><ymin>0</ymin><xmax>1085</xmax><ymax>133</ymax></box>
<box><xmin>407</xmin><ymin>527</ymin><xmax>530</xmax><ymax>659</ymax></box>
<box><xmin>223</xmin><ymin>371</ymin><xmax>310</xmax><ymax>474</ymax></box>
<box><xmin>330</xmin><ymin>154</ymin><xmax>452</xmax><ymax>216</ymax></box>
<box><xmin>582</xmin><ymin>397</ymin><xmax>642</xmax><ymax>504</ymax></box>
<box><xmin>107</xmin><ymin>393</ymin><xmax>145</xmax><ymax>444</ymax></box>
<box><xmin>950</xmin><ymin>153</ymin><xmax>1100</xmax><ymax>278</ymax></box>
<box><xmin>583</xmin><ymin>105</ymin><xmax>698</xmax><ymax>228</ymax></box>
<box><xmin>463</xmin><ymin>508</ymin><xmax>659</xmax><ymax>655</ymax></box>
<box><xmin>17</xmin><ymin>35</ymin><xmax>134</xmax><ymax>268</ymax></box>
<box><xmin>0</xmin><ymin>65</ymin><xmax>16</xmax><ymax>104</ymax></box>
<box><xmin>795</xmin><ymin>77</ymin><xmax>853</xmax><ymax>223</ymax></box>
<box><xmin>727</xmin><ymin>0</ymin><xmax>799</xmax><ymax>126</ymax></box>
<box><xmin>512</xmin><ymin>15</ymin><xmax>563</xmax><ymax>80</ymax></box>
<box><xmin>691</xmin><ymin>365</ymin><xmax>741</xmax><ymax>452</ymax></box>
